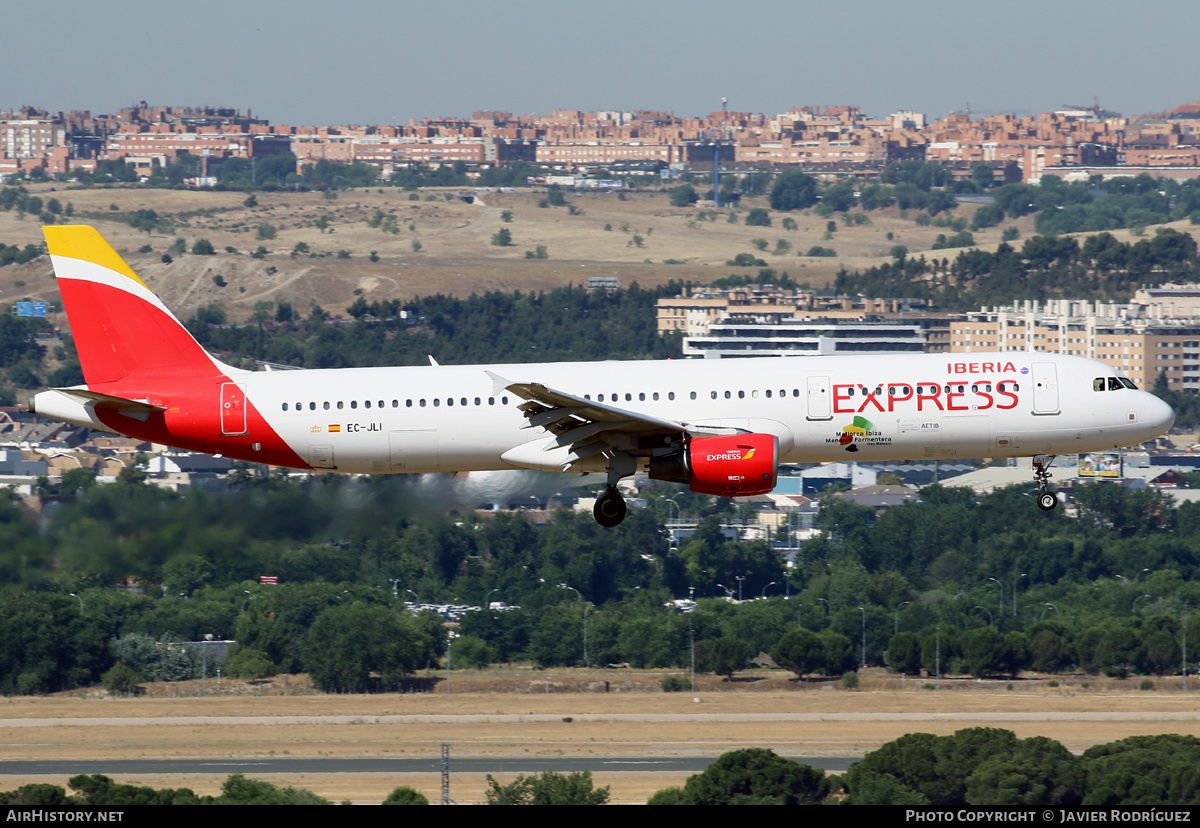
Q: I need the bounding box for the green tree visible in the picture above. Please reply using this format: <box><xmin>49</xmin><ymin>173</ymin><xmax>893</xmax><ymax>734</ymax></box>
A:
<box><xmin>491</xmin><ymin>228</ymin><xmax>512</xmax><ymax>246</ymax></box>
<box><xmin>225</xmin><ymin>647</ymin><xmax>276</xmax><ymax>679</ymax></box>
<box><xmin>484</xmin><ymin>771</ymin><xmax>609</xmax><ymax>805</ymax></box>
<box><xmin>1081</xmin><ymin>734</ymin><xmax>1200</xmax><ymax>807</ymax></box>
<box><xmin>216</xmin><ymin>773</ymin><xmax>330</xmax><ymax>805</ymax></box>
<box><xmin>745</xmin><ymin>208</ymin><xmax>771</xmax><ymax>226</ymax></box>
<box><xmin>669</xmin><ymin>184</ymin><xmax>698</xmax><ymax>207</ymax></box>
<box><xmin>683</xmin><ymin>748</ymin><xmax>832</xmax><ymax>805</ymax></box>
<box><xmin>302</xmin><ymin>603</ymin><xmax>435</xmax><ymax>692</ymax></box>
<box><xmin>451</xmin><ymin>634</ymin><xmax>493</xmax><ymax>669</ymax></box>
<box><xmin>886</xmin><ymin>631</ymin><xmax>921</xmax><ymax>674</ymax></box>
<box><xmin>770</xmin><ymin>171</ymin><xmax>819</xmax><ymax>211</ymax></box>
<box><xmin>965</xmin><ymin>736</ymin><xmax>1083</xmax><ymax>808</ymax></box>
<box><xmin>101</xmin><ymin>663</ymin><xmax>140</xmax><ymax>695</ymax></box>
<box><xmin>696</xmin><ymin>636</ymin><xmax>752</xmax><ymax>680</ymax></box>
<box><xmin>383</xmin><ymin>786</ymin><xmax>429</xmax><ymax>805</ymax></box>
<box><xmin>68</xmin><ymin>774</ymin><xmax>202</xmax><ymax>807</ymax></box>
<box><xmin>971</xmin><ymin>164</ymin><xmax>996</xmax><ymax>190</ymax></box>
<box><xmin>771</xmin><ymin>628</ymin><xmax>824</xmax><ymax>679</ymax></box>
<box><xmin>191</xmin><ymin>238</ymin><xmax>215</xmax><ymax>255</ymax></box>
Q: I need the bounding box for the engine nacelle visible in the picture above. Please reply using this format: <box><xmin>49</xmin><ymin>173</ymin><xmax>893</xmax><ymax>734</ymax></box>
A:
<box><xmin>649</xmin><ymin>433</ymin><xmax>779</xmax><ymax>497</ymax></box>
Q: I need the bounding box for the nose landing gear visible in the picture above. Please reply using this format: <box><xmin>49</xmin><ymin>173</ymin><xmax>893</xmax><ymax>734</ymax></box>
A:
<box><xmin>1034</xmin><ymin>455</ymin><xmax>1058</xmax><ymax>511</ymax></box>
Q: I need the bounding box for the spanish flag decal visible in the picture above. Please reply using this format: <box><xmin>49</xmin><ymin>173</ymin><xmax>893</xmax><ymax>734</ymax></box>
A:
<box><xmin>328</xmin><ymin>424</ymin><xmax>341</xmax><ymax>433</ymax></box>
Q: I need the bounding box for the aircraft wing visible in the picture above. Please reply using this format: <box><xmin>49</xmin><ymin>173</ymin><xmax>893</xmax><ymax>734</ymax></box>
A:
<box><xmin>488</xmin><ymin>371</ymin><xmax>739</xmax><ymax>471</ymax></box>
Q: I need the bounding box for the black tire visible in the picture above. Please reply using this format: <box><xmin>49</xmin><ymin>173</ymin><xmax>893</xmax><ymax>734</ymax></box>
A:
<box><xmin>1037</xmin><ymin>491</ymin><xmax>1058</xmax><ymax>511</ymax></box>
<box><xmin>594</xmin><ymin>488</ymin><xmax>627</xmax><ymax>527</ymax></box>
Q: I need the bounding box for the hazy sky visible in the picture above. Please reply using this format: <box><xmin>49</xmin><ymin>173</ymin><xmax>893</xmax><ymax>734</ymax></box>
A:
<box><xmin>8</xmin><ymin>0</ymin><xmax>1198</xmax><ymax>126</ymax></box>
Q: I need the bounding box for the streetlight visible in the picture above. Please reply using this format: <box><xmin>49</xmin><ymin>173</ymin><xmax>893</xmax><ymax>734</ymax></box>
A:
<box><xmin>973</xmin><ymin>605</ymin><xmax>994</xmax><ymax>627</ymax></box>
<box><xmin>446</xmin><ymin>630</ymin><xmax>459</xmax><ymax>694</ymax></box>
<box><xmin>894</xmin><ymin>601</ymin><xmax>910</xmax><ymax>634</ymax></box>
<box><xmin>735</xmin><ymin>575</ymin><xmax>745</xmax><ymax>602</ymax></box>
<box><xmin>760</xmin><ymin>582</ymin><xmax>776</xmax><ymax>599</ymax></box>
<box><xmin>1041</xmin><ymin>602</ymin><xmax>1059</xmax><ymax>620</ymax></box>
<box><xmin>689</xmin><ymin>586</ymin><xmax>696</xmax><ymax>691</ymax></box>
<box><xmin>987</xmin><ymin>577</ymin><xmax>1003</xmax><ymax>617</ymax></box>
<box><xmin>858</xmin><ymin>606</ymin><xmax>866</xmax><ymax>668</ymax></box>
<box><xmin>1012</xmin><ymin>573</ymin><xmax>1026</xmax><ymax>617</ymax></box>
<box><xmin>559</xmin><ymin>583</ymin><xmax>589</xmax><ymax>666</ymax></box>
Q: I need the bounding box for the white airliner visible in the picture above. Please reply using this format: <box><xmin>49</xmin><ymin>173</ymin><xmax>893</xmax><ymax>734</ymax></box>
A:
<box><xmin>29</xmin><ymin>226</ymin><xmax>1175</xmax><ymax>525</ymax></box>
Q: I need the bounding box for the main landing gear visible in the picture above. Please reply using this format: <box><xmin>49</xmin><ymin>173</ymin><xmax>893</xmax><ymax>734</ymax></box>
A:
<box><xmin>594</xmin><ymin>487</ymin><xmax>627</xmax><ymax>527</ymax></box>
<box><xmin>1033</xmin><ymin>454</ymin><xmax>1058</xmax><ymax>511</ymax></box>
<box><xmin>594</xmin><ymin>452</ymin><xmax>636</xmax><ymax>527</ymax></box>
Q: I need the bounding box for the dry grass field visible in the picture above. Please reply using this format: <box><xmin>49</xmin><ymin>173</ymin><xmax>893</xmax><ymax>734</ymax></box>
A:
<box><xmin>3</xmin><ymin>667</ymin><xmax>1200</xmax><ymax>804</ymax></box>
<box><xmin>0</xmin><ymin>182</ymin><xmax>1048</xmax><ymax>326</ymax></box>
<box><xmin>4</xmin><ymin>183</ymin><xmax>1199</xmax><ymax>332</ymax></box>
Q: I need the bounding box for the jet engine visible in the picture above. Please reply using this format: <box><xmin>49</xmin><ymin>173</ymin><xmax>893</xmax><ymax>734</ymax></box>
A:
<box><xmin>649</xmin><ymin>433</ymin><xmax>778</xmax><ymax>496</ymax></box>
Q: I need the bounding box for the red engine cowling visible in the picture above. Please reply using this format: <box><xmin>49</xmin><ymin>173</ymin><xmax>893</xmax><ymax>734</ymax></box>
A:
<box><xmin>649</xmin><ymin>433</ymin><xmax>779</xmax><ymax>497</ymax></box>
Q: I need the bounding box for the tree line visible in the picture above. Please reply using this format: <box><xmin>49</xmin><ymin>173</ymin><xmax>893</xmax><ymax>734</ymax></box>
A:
<box><xmin>3</xmin><ymin>470</ymin><xmax>1200</xmax><ymax>693</ymax></box>
<box><xmin>191</xmin><ymin>282</ymin><xmax>684</xmax><ymax>368</ymax></box>
<box><xmin>650</xmin><ymin>729</ymin><xmax>1200</xmax><ymax>806</ymax></box>
<box><xmin>834</xmin><ymin>227</ymin><xmax>1199</xmax><ymax>310</ymax></box>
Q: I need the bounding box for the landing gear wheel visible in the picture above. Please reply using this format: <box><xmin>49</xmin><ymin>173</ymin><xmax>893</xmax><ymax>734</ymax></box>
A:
<box><xmin>594</xmin><ymin>487</ymin><xmax>627</xmax><ymax>527</ymax></box>
<box><xmin>1037</xmin><ymin>491</ymin><xmax>1058</xmax><ymax>511</ymax></box>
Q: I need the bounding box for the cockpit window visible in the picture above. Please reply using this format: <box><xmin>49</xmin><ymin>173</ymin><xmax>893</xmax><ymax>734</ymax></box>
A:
<box><xmin>1094</xmin><ymin>378</ymin><xmax>1105</xmax><ymax>392</ymax></box>
<box><xmin>1119</xmin><ymin>378</ymin><xmax>1137</xmax><ymax>390</ymax></box>
<box><xmin>1108</xmin><ymin>377</ymin><xmax>1123</xmax><ymax>391</ymax></box>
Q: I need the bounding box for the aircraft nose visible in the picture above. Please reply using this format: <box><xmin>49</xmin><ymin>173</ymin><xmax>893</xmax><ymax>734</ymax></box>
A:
<box><xmin>1145</xmin><ymin>393</ymin><xmax>1175</xmax><ymax>435</ymax></box>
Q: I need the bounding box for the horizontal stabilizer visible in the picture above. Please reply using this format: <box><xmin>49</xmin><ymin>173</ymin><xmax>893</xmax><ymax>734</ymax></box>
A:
<box><xmin>54</xmin><ymin>389</ymin><xmax>167</xmax><ymax>413</ymax></box>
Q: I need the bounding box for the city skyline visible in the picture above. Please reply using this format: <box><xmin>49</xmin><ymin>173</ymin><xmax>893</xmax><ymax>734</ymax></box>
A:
<box><xmin>8</xmin><ymin>0</ymin><xmax>1199</xmax><ymax>127</ymax></box>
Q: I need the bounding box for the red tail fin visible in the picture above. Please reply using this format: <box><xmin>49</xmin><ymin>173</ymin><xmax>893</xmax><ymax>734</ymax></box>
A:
<box><xmin>44</xmin><ymin>226</ymin><xmax>223</xmax><ymax>385</ymax></box>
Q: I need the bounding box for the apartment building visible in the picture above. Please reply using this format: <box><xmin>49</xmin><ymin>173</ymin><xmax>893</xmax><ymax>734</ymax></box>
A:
<box><xmin>950</xmin><ymin>298</ymin><xmax>1200</xmax><ymax>392</ymax></box>
<box><xmin>0</xmin><ymin>119</ymin><xmax>62</xmax><ymax>159</ymax></box>
<box><xmin>657</xmin><ymin>287</ymin><xmax>950</xmax><ymax>356</ymax></box>
<box><xmin>13</xmin><ymin>98</ymin><xmax>1200</xmax><ymax>187</ymax></box>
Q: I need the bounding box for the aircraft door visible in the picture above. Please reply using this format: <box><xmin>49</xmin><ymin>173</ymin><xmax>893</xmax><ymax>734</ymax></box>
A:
<box><xmin>220</xmin><ymin>383</ymin><xmax>247</xmax><ymax>435</ymax></box>
<box><xmin>1031</xmin><ymin>362</ymin><xmax>1060</xmax><ymax>414</ymax></box>
<box><xmin>806</xmin><ymin>376</ymin><xmax>831</xmax><ymax>420</ymax></box>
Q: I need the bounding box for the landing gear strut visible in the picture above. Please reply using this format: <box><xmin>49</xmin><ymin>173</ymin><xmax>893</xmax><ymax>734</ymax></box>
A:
<box><xmin>1034</xmin><ymin>455</ymin><xmax>1058</xmax><ymax>511</ymax></box>
<box><xmin>594</xmin><ymin>486</ymin><xmax>627</xmax><ymax>527</ymax></box>
<box><xmin>594</xmin><ymin>452</ymin><xmax>636</xmax><ymax>527</ymax></box>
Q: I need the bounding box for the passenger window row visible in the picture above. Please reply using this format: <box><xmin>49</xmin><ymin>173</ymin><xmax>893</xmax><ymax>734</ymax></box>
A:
<box><xmin>282</xmin><ymin>397</ymin><xmax>510</xmax><ymax>412</ymax></box>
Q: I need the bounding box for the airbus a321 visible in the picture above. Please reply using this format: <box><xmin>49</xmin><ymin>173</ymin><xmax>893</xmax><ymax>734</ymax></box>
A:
<box><xmin>28</xmin><ymin>226</ymin><xmax>1175</xmax><ymax>526</ymax></box>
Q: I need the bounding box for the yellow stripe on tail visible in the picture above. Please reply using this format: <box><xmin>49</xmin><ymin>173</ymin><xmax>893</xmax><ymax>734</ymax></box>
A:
<box><xmin>43</xmin><ymin>225</ymin><xmax>150</xmax><ymax>290</ymax></box>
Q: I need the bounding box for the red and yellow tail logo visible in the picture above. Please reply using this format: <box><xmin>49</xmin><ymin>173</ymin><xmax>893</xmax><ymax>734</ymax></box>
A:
<box><xmin>43</xmin><ymin>226</ymin><xmax>223</xmax><ymax>385</ymax></box>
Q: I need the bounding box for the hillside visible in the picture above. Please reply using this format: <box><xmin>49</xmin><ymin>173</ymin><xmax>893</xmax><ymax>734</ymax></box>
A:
<box><xmin>0</xmin><ymin>182</ymin><xmax>1058</xmax><ymax>324</ymax></box>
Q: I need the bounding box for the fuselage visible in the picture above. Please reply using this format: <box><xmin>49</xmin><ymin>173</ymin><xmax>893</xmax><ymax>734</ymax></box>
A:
<box><xmin>37</xmin><ymin>351</ymin><xmax>1174</xmax><ymax>475</ymax></box>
